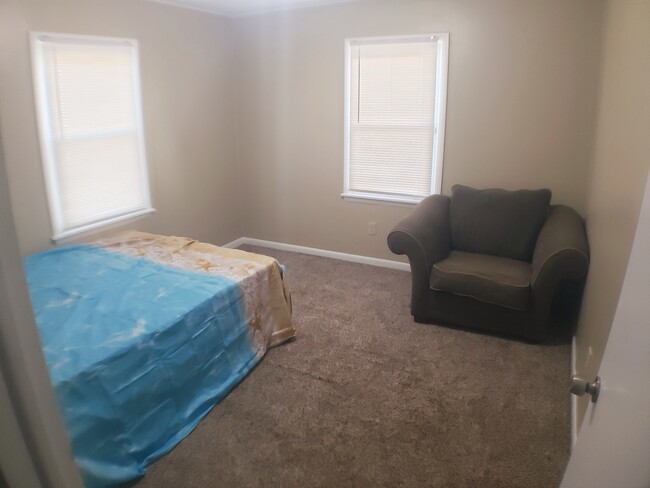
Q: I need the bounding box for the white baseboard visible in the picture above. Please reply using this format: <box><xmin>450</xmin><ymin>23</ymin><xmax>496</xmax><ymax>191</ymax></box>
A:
<box><xmin>221</xmin><ymin>237</ymin><xmax>247</xmax><ymax>249</ymax></box>
<box><xmin>571</xmin><ymin>336</ymin><xmax>578</xmax><ymax>450</ymax></box>
<box><xmin>222</xmin><ymin>237</ymin><xmax>410</xmax><ymax>272</ymax></box>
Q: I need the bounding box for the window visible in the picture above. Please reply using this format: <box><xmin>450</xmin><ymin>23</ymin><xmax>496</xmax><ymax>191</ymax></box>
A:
<box><xmin>343</xmin><ymin>34</ymin><xmax>449</xmax><ymax>204</ymax></box>
<box><xmin>30</xmin><ymin>32</ymin><xmax>153</xmax><ymax>241</ymax></box>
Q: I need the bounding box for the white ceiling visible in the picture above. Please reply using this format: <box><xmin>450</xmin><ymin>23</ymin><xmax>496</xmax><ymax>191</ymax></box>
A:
<box><xmin>145</xmin><ymin>0</ymin><xmax>366</xmax><ymax>17</ymax></box>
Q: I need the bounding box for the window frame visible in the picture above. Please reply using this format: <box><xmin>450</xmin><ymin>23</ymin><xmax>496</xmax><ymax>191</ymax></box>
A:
<box><xmin>342</xmin><ymin>33</ymin><xmax>449</xmax><ymax>206</ymax></box>
<box><xmin>30</xmin><ymin>31</ymin><xmax>154</xmax><ymax>242</ymax></box>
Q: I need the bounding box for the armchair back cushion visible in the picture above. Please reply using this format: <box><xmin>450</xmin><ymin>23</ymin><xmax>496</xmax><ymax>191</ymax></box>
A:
<box><xmin>450</xmin><ymin>185</ymin><xmax>552</xmax><ymax>262</ymax></box>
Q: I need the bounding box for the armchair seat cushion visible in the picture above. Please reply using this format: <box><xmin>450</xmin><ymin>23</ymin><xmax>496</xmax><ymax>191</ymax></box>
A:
<box><xmin>430</xmin><ymin>251</ymin><xmax>531</xmax><ymax>311</ymax></box>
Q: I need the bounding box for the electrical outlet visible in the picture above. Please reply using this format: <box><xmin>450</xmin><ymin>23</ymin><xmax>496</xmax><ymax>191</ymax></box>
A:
<box><xmin>368</xmin><ymin>221</ymin><xmax>377</xmax><ymax>235</ymax></box>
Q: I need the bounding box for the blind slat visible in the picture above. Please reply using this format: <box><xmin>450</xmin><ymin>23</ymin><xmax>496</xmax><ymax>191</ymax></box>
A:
<box><xmin>348</xmin><ymin>38</ymin><xmax>439</xmax><ymax>199</ymax></box>
<box><xmin>33</xmin><ymin>34</ymin><xmax>150</xmax><ymax>237</ymax></box>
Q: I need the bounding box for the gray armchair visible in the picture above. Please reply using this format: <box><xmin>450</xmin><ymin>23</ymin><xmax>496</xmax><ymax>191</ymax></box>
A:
<box><xmin>387</xmin><ymin>185</ymin><xmax>589</xmax><ymax>342</ymax></box>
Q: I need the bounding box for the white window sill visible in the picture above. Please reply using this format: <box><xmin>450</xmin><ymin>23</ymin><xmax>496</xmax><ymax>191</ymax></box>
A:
<box><xmin>51</xmin><ymin>208</ymin><xmax>156</xmax><ymax>243</ymax></box>
<box><xmin>341</xmin><ymin>192</ymin><xmax>425</xmax><ymax>207</ymax></box>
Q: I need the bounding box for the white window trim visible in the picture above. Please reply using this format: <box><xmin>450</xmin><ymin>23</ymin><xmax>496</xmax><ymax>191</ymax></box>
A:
<box><xmin>342</xmin><ymin>33</ymin><xmax>449</xmax><ymax>206</ymax></box>
<box><xmin>30</xmin><ymin>32</ymin><xmax>154</xmax><ymax>242</ymax></box>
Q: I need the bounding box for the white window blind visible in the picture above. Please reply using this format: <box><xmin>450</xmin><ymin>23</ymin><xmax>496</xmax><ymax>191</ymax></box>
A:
<box><xmin>344</xmin><ymin>34</ymin><xmax>449</xmax><ymax>204</ymax></box>
<box><xmin>31</xmin><ymin>33</ymin><xmax>153</xmax><ymax>241</ymax></box>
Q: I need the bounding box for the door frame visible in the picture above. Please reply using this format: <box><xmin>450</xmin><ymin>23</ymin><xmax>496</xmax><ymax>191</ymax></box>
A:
<box><xmin>0</xmin><ymin>135</ymin><xmax>83</xmax><ymax>488</ymax></box>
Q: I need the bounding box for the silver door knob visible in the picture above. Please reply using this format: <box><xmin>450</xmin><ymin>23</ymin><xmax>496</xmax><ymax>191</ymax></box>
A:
<box><xmin>570</xmin><ymin>375</ymin><xmax>601</xmax><ymax>403</ymax></box>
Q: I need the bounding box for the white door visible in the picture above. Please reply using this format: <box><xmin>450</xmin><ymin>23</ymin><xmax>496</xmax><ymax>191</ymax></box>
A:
<box><xmin>560</xmin><ymin>169</ymin><xmax>650</xmax><ymax>488</ymax></box>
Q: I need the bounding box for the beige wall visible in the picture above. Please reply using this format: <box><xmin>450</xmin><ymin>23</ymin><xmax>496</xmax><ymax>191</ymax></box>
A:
<box><xmin>233</xmin><ymin>0</ymin><xmax>604</xmax><ymax>261</ymax></box>
<box><xmin>1</xmin><ymin>0</ymin><xmax>605</xmax><ymax>261</ymax></box>
<box><xmin>575</xmin><ymin>0</ymin><xmax>650</xmax><ymax>427</ymax></box>
<box><xmin>0</xmin><ymin>0</ymin><xmax>239</xmax><ymax>256</ymax></box>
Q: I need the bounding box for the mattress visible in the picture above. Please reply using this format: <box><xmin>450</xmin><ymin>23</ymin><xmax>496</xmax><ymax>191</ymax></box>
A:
<box><xmin>24</xmin><ymin>231</ymin><xmax>295</xmax><ymax>487</ymax></box>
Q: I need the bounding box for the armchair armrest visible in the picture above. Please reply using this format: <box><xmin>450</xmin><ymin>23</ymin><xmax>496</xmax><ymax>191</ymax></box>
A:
<box><xmin>531</xmin><ymin>205</ymin><xmax>589</xmax><ymax>285</ymax></box>
<box><xmin>528</xmin><ymin>205</ymin><xmax>589</xmax><ymax>339</ymax></box>
<box><xmin>387</xmin><ymin>195</ymin><xmax>451</xmax><ymax>317</ymax></box>
<box><xmin>388</xmin><ymin>194</ymin><xmax>452</xmax><ymax>270</ymax></box>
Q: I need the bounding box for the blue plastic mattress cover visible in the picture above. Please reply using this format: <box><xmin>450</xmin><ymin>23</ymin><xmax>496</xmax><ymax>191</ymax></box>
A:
<box><xmin>24</xmin><ymin>245</ymin><xmax>260</xmax><ymax>487</ymax></box>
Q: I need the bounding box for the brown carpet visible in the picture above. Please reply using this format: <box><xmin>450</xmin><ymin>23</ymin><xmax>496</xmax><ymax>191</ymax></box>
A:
<box><xmin>129</xmin><ymin>246</ymin><xmax>571</xmax><ymax>488</ymax></box>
